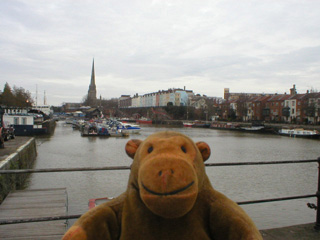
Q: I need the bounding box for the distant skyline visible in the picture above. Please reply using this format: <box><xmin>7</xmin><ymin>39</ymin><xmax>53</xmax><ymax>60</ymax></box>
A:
<box><xmin>1</xmin><ymin>0</ymin><xmax>319</xmax><ymax>106</ymax></box>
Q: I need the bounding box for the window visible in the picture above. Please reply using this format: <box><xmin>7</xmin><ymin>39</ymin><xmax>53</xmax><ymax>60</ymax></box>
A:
<box><xmin>14</xmin><ymin>117</ymin><xmax>19</xmax><ymax>125</ymax></box>
<box><xmin>22</xmin><ymin>117</ymin><xmax>27</xmax><ymax>125</ymax></box>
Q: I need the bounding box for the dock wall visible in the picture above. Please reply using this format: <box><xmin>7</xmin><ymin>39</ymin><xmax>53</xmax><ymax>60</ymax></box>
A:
<box><xmin>0</xmin><ymin>138</ymin><xmax>37</xmax><ymax>203</ymax></box>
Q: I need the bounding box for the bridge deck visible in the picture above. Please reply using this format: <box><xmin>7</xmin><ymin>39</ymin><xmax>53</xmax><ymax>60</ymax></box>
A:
<box><xmin>0</xmin><ymin>188</ymin><xmax>67</xmax><ymax>239</ymax></box>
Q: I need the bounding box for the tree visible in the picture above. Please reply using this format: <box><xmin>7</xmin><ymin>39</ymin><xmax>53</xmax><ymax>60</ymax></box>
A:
<box><xmin>0</xmin><ymin>83</ymin><xmax>34</xmax><ymax>107</ymax></box>
<box><xmin>1</xmin><ymin>83</ymin><xmax>15</xmax><ymax>106</ymax></box>
<box><xmin>82</xmin><ymin>94</ymin><xmax>89</xmax><ymax>105</ymax></box>
<box><xmin>12</xmin><ymin>86</ymin><xmax>33</xmax><ymax>107</ymax></box>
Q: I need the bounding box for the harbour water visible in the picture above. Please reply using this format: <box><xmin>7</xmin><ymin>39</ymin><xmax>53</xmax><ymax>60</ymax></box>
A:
<box><xmin>27</xmin><ymin>121</ymin><xmax>319</xmax><ymax>229</ymax></box>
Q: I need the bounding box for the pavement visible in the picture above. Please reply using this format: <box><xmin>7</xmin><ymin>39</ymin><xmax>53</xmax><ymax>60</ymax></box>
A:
<box><xmin>261</xmin><ymin>223</ymin><xmax>320</xmax><ymax>240</ymax></box>
<box><xmin>0</xmin><ymin>136</ymin><xmax>32</xmax><ymax>163</ymax></box>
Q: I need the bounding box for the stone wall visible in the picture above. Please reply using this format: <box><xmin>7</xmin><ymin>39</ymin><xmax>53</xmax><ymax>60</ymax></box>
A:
<box><xmin>0</xmin><ymin>138</ymin><xmax>37</xmax><ymax>203</ymax></box>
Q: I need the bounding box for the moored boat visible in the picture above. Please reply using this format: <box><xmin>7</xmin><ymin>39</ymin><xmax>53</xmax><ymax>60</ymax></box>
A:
<box><xmin>119</xmin><ymin>123</ymin><xmax>141</xmax><ymax>134</ymax></box>
<box><xmin>210</xmin><ymin>122</ymin><xmax>241</xmax><ymax>131</ymax></box>
<box><xmin>278</xmin><ymin>128</ymin><xmax>320</xmax><ymax>139</ymax></box>
<box><xmin>241</xmin><ymin>126</ymin><xmax>265</xmax><ymax>132</ymax></box>
<box><xmin>81</xmin><ymin>123</ymin><xmax>129</xmax><ymax>137</ymax></box>
<box><xmin>183</xmin><ymin>122</ymin><xmax>194</xmax><ymax>127</ymax></box>
<box><xmin>108</xmin><ymin>127</ymin><xmax>129</xmax><ymax>137</ymax></box>
<box><xmin>192</xmin><ymin>121</ymin><xmax>210</xmax><ymax>128</ymax></box>
<box><xmin>136</xmin><ymin>118</ymin><xmax>152</xmax><ymax>124</ymax></box>
<box><xmin>3</xmin><ymin>113</ymin><xmax>49</xmax><ymax>136</ymax></box>
<box><xmin>81</xmin><ymin>123</ymin><xmax>99</xmax><ymax>136</ymax></box>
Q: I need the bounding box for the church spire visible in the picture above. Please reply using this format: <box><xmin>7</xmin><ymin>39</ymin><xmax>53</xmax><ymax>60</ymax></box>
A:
<box><xmin>90</xmin><ymin>59</ymin><xmax>96</xmax><ymax>88</ymax></box>
<box><xmin>87</xmin><ymin>59</ymin><xmax>97</xmax><ymax>106</ymax></box>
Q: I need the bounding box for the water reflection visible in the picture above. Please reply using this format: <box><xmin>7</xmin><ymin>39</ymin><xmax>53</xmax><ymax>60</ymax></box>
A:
<box><xmin>28</xmin><ymin>122</ymin><xmax>319</xmax><ymax>229</ymax></box>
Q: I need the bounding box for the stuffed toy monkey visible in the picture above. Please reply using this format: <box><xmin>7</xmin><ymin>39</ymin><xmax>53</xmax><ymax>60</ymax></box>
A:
<box><xmin>62</xmin><ymin>131</ymin><xmax>262</xmax><ymax>240</ymax></box>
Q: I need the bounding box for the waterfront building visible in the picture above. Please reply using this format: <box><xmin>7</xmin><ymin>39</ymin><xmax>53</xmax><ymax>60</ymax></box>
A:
<box><xmin>284</xmin><ymin>94</ymin><xmax>301</xmax><ymax>124</ymax></box>
<box><xmin>175</xmin><ymin>90</ymin><xmax>188</xmax><ymax>106</ymax></box>
<box><xmin>131</xmin><ymin>94</ymin><xmax>141</xmax><ymax>108</ymax></box>
<box><xmin>219</xmin><ymin>85</ymin><xmax>320</xmax><ymax>124</ymax></box>
<box><xmin>303</xmin><ymin>92</ymin><xmax>320</xmax><ymax>123</ymax></box>
<box><xmin>118</xmin><ymin>95</ymin><xmax>131</xmax><ymax>108</ymax></box>
<box><xmin>294</xmin><ymin>92</ymin><xmax>320</xmax><ymax>124</ymax></box>
<box><xmin>62</xmin><ymin>102</ymin><xmax>82</xmax><ymax>112</ymax></box>
<box><xmin>117</xmin><ymin>84</ymin><xmax>319</xmax><ymax>124</ymax></box>
<box><xmin>251</xmin><ymin>96</ymin><xmax>272</xmax><ymax>121</ymax></box>
<box><xmin>224</xmin><ymin>88</ymin><xmax>268</xmax><ymax>101</ymax></box>
<box><xmin>118</xmin><ymin>88</ymin><xmax>193</xmax><ymax>108</ymax></box>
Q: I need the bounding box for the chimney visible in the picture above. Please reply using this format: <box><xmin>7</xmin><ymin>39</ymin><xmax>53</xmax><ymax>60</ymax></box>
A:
<box><xmin>290</xmin><ymin>84</ymin><xmax>297</xmax><ymax>96</ymax></box>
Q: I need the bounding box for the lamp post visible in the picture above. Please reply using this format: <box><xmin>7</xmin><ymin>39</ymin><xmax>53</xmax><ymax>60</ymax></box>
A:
<box><xmin>0</xmin><ymin>106</ymin><xmax>4</xmax><ymax>148</ymax></box>
<box><xmin>204</xmin><ymin>110</ymin><xmax>208</xmax><ymax>122</ymax></box>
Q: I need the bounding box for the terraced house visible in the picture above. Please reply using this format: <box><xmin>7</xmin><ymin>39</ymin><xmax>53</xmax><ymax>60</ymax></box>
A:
<box><xmin>119</xmin><ymin>88</ymin><xmax>192</xmax><ymax>108</ymax></box>
<box><xmin>220</xmin><ymin>85</ymin><xmax>320</xmax><ymax>124</ymax></box>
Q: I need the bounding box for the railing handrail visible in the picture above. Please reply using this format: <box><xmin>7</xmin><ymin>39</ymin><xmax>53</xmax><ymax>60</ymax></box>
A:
<box><xmin>0</xmin><ymin>193</ymin><xmax>317</xmax><ymax>226</ymax></box>
<box><xmin>0</xmin><ymin>159</ymin><xmax>318</xmax><ymax>174</ymax></box>
<box><xmin>0</xmin><ymin>158</ymin><xmax>319</xmax><ymax>230</ymax></box>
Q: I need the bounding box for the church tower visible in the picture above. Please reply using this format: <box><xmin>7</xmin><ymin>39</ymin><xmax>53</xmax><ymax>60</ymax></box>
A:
<box><xmin>87</xmin><ymin>59</ymin><xmax>97</xmax><ymax>106</ymax></box>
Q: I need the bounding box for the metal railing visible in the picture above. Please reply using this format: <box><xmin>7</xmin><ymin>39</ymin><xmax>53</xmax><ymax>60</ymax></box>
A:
<box><xmin>0</xmin><ymin>158</ymin><xmax>319</xmax><ymax>230</ymax></box>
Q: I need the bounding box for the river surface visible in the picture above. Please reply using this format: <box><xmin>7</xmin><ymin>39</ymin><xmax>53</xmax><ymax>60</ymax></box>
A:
<box><xmin>27</xmin><ymin>121</ymin><xmax>320</xmax><ymax>229</ymax></box>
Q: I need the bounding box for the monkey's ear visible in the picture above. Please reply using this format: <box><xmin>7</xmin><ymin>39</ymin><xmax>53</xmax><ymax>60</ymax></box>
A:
<box><xmin>196</xmin><ymin>141</ymin><xmax>211</xmax><ymax>162</ymax></box>
<box><xmin>125</xmin><ymin>139</ymin><xmax>142</xmax><ymax>159</ymax></box>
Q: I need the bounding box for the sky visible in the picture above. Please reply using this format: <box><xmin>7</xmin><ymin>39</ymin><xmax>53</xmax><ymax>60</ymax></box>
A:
<box><xmin>1</xmin><ymin>0</ymin><xmax>320</xmax><ymax>106</ymax></box>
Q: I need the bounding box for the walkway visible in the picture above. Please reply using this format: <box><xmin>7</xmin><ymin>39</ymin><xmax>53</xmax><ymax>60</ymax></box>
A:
<box><xmin>0</xmin><ymin>188</ymin><xmax>67</xmax><ymax>240</ymax></box>
<box><xmin>261</xmin><ymin>223</ymin><xmax>319</xmax><ymax>240</ymax></box>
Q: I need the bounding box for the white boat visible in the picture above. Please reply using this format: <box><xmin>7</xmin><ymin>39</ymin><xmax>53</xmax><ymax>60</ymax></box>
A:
<box><xmin>119</xmin><ymin>123</ymin><xmax>141</xmax><ymax>134</ymax></box>
<box><xmin>109</xmin><ymin>128</ymin><xmax>129</xmax><ymax>137</ymax></box>
<box><xmin>81</xmin><ymin>123</ymin><xmax>129</xmax><ymax>137</ymax></box>
<box><xmin>241</xmin><ymin>126</ymin><xmax>265</xmax><ymax>131</ymax></box>
<box><xmin>278</xmin><ymin>128</ymin><xmax>320</xmax><ymax>139</ymax></box>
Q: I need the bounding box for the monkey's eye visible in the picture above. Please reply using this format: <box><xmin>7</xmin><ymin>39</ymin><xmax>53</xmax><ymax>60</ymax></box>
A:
<box><xmin>181</xmin><ymin>146</ymin><xmax>187</xmax><ymax>153</ymax></box>
<box><xmin>148</xmin><ymin>146</ymin><xmax>153</xmax><ymax>153</ymax></box>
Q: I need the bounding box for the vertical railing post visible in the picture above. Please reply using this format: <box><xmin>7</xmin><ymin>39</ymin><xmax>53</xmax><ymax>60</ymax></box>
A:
<box><xmin>315</xmin><ymin>157</ymin><xmax>320</xmax><ymax>230</ymax></box>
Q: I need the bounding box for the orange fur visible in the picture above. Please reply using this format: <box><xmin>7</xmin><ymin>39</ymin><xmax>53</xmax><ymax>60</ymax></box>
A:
<box><xmin>62</xmin><ymin>131</ymin><xmax>262</xmax><ymax>240</ymax></box>
<box><xmin>62</xmin><ymin>226</ymin><xmax>87</xmax><ymax>240</ymax></box>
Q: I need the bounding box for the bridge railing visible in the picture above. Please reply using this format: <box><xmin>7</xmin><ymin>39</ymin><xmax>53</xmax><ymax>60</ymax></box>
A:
<box><xmin>0</xmin><ymin>158</ymin><xmax>319</xmax><ymax>230</ymax></box>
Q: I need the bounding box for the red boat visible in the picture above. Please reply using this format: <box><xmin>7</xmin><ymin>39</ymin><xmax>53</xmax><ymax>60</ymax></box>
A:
<box><xmin>183</xmin><ymin>122</ymin><xmax>194</xmax><ymax>127</ymax></box>
<box><xmin>136</xmin><ymin>118</ymin><xmax>152</xmax><ymax>124</ymax></box>
<box><xmin>88</xmin><ymin>197</ymin><xmax>113</xmax><ymax>209</ymax></box>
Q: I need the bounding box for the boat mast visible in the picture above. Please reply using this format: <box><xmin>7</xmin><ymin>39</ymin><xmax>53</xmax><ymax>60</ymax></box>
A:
<box><xmin>44</xmin><ymin>90</ymin><xmax>47</xmax><ymax>105</ymax></box>
<box><xmin>36</xmin><ymin>84</ymin><xmax>38</xmax><ymax>107</ymax></box>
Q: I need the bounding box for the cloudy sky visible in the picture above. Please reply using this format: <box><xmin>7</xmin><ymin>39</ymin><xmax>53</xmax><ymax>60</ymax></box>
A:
<box><xmin>1</xmin><ymin>0</ymin><xmax>319</xmax><ymax>106</ymax></box>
